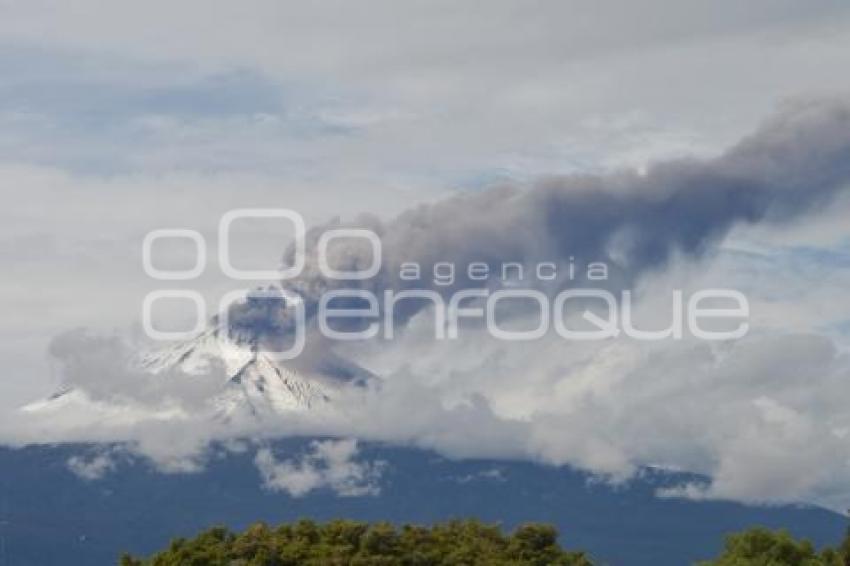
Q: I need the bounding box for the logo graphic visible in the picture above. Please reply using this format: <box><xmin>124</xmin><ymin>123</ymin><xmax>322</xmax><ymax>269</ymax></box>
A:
<box><xmin>143</xmin><ymin>209</ymin><xmax>750</xmax><ymax>357</ymax></box>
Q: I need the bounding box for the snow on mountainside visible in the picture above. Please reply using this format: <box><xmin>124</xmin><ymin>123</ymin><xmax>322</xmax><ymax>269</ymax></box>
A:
<box><xmin>136</xmin><ymin>325</ymin><xmax>331</xmax><ymax>419</ymax></box>
<box><xmin>22</xmin><ymin>321</ymin><xmax>371</xmax><ymax>422</ymax></box>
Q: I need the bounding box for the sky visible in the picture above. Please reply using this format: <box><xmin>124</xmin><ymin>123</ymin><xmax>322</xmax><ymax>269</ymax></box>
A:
<box><xmin>3</xmin><ymin>1</ymin><xmax>850</xmax><ymax>509</ymax></box>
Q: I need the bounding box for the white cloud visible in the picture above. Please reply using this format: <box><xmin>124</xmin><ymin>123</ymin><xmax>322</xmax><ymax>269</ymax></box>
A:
<box><xmin>7</xmin><ymin>317</ymin><xmax>850</xmax><ymax>510</ymax></box>
<box><xmin>454</xmin><ymin>468</ymin><xmax>506</xmax><ymax>484</ymax></box>
<box><xmin>254</xmin><ymin>439</ymin><xmax>384</xmax><ymax>497</ymax></box>
<box><xmin>67</xmin><ymin>451</ymin><xmax>117</xmax><ymax>481</ymax></box>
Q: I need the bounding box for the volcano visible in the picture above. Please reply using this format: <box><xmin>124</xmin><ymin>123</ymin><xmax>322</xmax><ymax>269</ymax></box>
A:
<box><xmin>22</xmin><ymin>318</ymin><xmax>374</xmax><ymax>423</ymax></box>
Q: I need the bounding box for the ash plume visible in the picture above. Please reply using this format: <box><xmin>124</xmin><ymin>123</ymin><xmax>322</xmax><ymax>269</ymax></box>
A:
<box><xmin>235</xmin><ymin>100</ymin><xmax>850</xmax><ymax>334</ymax></box>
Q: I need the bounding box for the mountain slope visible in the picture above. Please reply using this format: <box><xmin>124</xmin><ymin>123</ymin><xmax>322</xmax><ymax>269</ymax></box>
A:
<box><xmin>136</xmin><ymin>326</ymin><xmax>331</xmax><ymax>419</ymax></box>
<box><xmin>0</xmin><ymin>442</ymin><xmax>844</xmax><ymax>566</ymax></box>
<box><xmin>22</xmin><ymin>322</ymin><xmax>374</xmax><ymax>423</ymax></box>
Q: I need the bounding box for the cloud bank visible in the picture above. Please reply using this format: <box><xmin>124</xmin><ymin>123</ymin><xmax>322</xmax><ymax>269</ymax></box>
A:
<box><xmin>6</xmin><ymin>100</ymin><xmax>850</xmax><ymax>513</ymax></box>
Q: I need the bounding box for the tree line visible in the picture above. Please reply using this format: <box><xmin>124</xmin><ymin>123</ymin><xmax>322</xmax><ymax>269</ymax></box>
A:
<box><xmin>120</xmin><ymin>518</ymin><xmax>850</xmax><ymax>565</ymax></box>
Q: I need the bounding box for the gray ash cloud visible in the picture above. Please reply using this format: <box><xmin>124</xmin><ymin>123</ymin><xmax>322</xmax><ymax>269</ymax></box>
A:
<box><xmin>225</xmin><ymin>100</ymin><xmax>850</xmax><ymax>336</ymax></box>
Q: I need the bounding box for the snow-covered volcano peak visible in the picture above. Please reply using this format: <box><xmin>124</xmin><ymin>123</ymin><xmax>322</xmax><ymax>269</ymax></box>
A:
<box><xmin>135</xmin><ymin>323</ymin><xmax>333</xmax><ymax>419</ymax></box>
<box><xmin>23</xmin><ymin>318</ymin><xmax>375</xmax><ymax>423</ymax></box>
